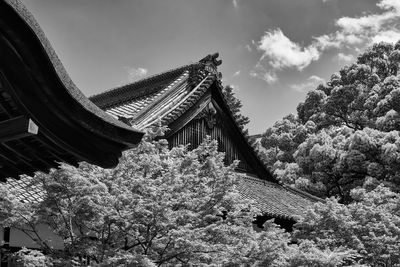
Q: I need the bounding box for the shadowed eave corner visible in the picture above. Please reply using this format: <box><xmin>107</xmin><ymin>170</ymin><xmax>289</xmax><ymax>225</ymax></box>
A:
<box><xmin>0</xmin><ymin>0</ymin><xmax>144</xmax><ymax>180</ymax></box>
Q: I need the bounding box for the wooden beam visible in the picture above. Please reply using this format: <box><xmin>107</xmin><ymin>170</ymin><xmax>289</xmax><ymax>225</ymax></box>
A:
<box><xmin>36</xmin><ymin>135</ymin><xmax>79</xmax><ymax>167</ymax></box>
<box><xmin>1</xmin><ymin>142</ymin><xmax>42</xmax><ymax>172</ymax></box>
<box><xmin>0</xmin><ymin>148</ymin><xmax>34</xmax><ymax>178</ymax></box>
<box><xmin>0</xmin><ymin>116</ymin><xmax>38</xmax><ymax>142</ymax></box>
<box><xmin>0</xmin><ymin>227</ymin><xmax>10</xmax><ymax>267</ymax></box>
<box><xmin>18</xmin><ymin>139</ymin><xmax>58</xmax><ymax>169</ymax></box>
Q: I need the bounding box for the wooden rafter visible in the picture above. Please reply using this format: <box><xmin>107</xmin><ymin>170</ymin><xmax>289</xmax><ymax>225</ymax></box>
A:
<box><xmin>0</xmin><ymin>116</ymin><xmax>38</xmax><ymax>142</ymax></box>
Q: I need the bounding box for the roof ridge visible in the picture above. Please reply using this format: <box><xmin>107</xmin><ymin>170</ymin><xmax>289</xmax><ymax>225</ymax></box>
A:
<box><xmin>131</xmin><ymin>70</ymin><xmax>191</xmax><ymax>127</ymax></box>
<box><xmin>90</xmin><ymin>63</ymin><xmax>195</xmax><ymax>99</ymax></box>
<box><xmin>89</xmin><ymin>64</ymin><xmax>199</xmax><ymax>109</ymax></box>
<box><xmin>283</xmin><ymin>185</ymin><xmax>324</xmax><ymax>202</ymax></box>
<box><xmin>136</xmin><ymin>73</ymin><xmax>216</xmax><ymax>129</ymax></box>
<box><xmin>89</xmin><ymin>53</ymin><xmax>223</xmax><ymax>109</ymax></box>
<box><xmin>90</xmin><ymin>53</ymin><xmax>222</xmax><ymax>102</ymax></box>
<box><xmin>240</xmin><ymin>173</ymin><xmax>278</xmax><ymax>186</ymax></box>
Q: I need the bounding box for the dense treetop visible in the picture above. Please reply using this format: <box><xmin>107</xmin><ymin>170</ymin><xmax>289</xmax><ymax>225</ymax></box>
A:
<box><xmin>0</xmin><ymin>129</ymin><xmax>362</xmax><ymax>266</ymax></box>
<box><xmin>222</xmin><ymin>85</ymin><xmax>250</xmax><ymax>132</ymax></box>
<box><xmin>261</xmin><ymin>41</ymin><xmax>400</xmax><ymax>202</ymax></box>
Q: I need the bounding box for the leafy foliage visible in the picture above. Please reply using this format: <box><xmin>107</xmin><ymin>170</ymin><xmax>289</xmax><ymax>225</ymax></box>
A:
<box><xmin>261</xmin><ymin>40</ymin><xmax>400</xmax><ymax>201</ymax></box>
<box><xmin>294</xmin><ymin>185</ymin><xmax>400</xmax><ymax>266</ymax></box>
<box><xmin>0</xmin><ymin>128</ymin><xmax>358</xmax><ymax>266</ymax></box>
<box><xmin>222</xmin><ymin>85</ymin><xmax>250</xmax><ymax>130</ymax></box>
<box><xmin>297</xmin><ymin>41</ymin><xmax>400</xmax><ymax>131</ymax></box>
<box><xmin>14</xmin><ymin>248</ymin><xmax>50</xmax><ymax>267</ymax></box>
<box><xmin>0</xmin><ymin>129</ymin><xmax>260</xmax><ymax>265</ymax></box>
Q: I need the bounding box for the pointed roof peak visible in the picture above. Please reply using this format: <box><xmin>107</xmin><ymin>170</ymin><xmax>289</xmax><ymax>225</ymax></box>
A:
<box><xmin>90</xmin><ymin>53</ymin><xmax>224</xmax><ymax>109</ymax></box>
<box><xmin>199</xmin><ymin>52</ymin><xmax>222</xmax><ymax>67</ymax></box>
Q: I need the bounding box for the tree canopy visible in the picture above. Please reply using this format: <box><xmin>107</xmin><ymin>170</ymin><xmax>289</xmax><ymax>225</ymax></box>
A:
<box><xmin>294</xmin><ymin>184</ymin><xmax>400</xmax><ymax>266</ymax></box>
<box><xmin>0</xmin><ymin>129</ymin><xmax>258</xmax><ymax>266</ymax></box>
<box><xmin>1</xmin><ymin>128</ymin><xmax>361</xmax><ymax>266</ymax></box>
<box><xmin>222</xmin><ymin>85</ymin><xmax>250</xmax><ymax>130</ymax></box>
<box><xmin>261</xmin><ymin>41</ymin><xmax>400</xmax><ymax>202</ymax></box>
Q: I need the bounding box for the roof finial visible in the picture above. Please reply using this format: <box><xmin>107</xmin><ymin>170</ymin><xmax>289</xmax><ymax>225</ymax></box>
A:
<box><xmin>199</xmin><ymin>52</ymin><xmax>222</xmax><ymax>66</ymax></box>
<box><xmin>199</xmin><ymin>53</ymin><xmax>222</xmax><ymax>77</ymax></box>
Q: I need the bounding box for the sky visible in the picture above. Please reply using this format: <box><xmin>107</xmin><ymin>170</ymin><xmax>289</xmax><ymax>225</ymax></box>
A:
<box><xmin>21</xmin><ymin>0</ymin><xmax>400</xmax><ymax>134</ymax></box>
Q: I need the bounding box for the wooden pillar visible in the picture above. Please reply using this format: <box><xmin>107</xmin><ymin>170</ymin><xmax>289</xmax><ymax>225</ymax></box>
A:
<box><xmin>1</xmin><ymin>227</ymin><xmax>10</xmax><ymax>267</ymax></box>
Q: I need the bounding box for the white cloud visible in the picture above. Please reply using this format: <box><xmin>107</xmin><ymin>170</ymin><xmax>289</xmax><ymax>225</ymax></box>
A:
<box><xmin>317</xmin><ymin>0</ymin><xmax>400</xmax><ymax>49</ymax></box>
<box><xmin>262</xmin><ymin>71</ymin><xmax>278</xmax><ymax>84</ymax></box>
<box><xmin>257</xmin><ymin>29</ymin><xmax>320</xmax><ymax>71</ymax></box>
<box><xmin>250</xmin><ymin>68</ymin><xmax>278</xmax><ymax>84</ymax></box>
<box><xmin>378</xmin><ymin>0</ymin><xmax>400</xmax><ymax>12</ymax></box>
<box><xmin>337</xmin><ymin>52</ymin><xmax>355</xmax><ymax>63</ymax></box>
<box><xmin>125</xmin><ymin>67</ymin><xmax>148</xmax><ymax>82</ymax></box>
<box><xmin>245</xmin><ymin>44</ymin><xmax>252</xmax><ymax>52</ymax></box>
<box><xmin>251</xmin><ymin>0</ymin><xmax>400</xmax><ymax>84</ymax></box>
<box><xmin>232</xmin><ymin>70</ymin><xmax>241</xmax><ymax>77</ymax></box>
<box><xmin>250</xmin><ymin>29</ymin><xmax>320</xmax><ymax>83</ymax></box>
<box><xmin>372</xmin><ymin>30</ymin><xmax>400</xmax><ymax>43</ymax></box>
<box><xmin>313</xmin><ymin>34</ymin><xmax>339</xmax><ymax>49</ymax></box>
<box><xmin>290</xmin><ymin>75</ymin><xmax>325</xmax><ymax>93</ymax></box>
<box><xmin>232</xmin><ymin>0</ymin><xmax>238</xmax><ymax>9</ymax></box>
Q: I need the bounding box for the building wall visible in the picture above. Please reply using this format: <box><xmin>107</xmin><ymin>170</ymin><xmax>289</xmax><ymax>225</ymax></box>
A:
<box><xmin>168</xmin><ymin>117</ymin><xmax>254</xmax><ymax>173</ymax></box>
<box><xmin>9</xmin><ymin>225</ymin><xmax>63</xmax><ymax>250</ymax></box>
<box><xmin>1</xmin><ymin>225</ymin><xmax>63</xmax><ymax>250</ymax></box>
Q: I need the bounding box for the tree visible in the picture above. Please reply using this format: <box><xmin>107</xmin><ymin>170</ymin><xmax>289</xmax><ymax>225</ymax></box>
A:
<box><xmin>222</xmin><ymin>85</ymin><xmax>250</xmax><ymax>130</ymax></box>
<box><xmin>294</xmin><ymin>184</ymin><xmax>400</xmax><ymax>266</ymax></box>
<box><xmin>1</xmin><ymin>127</ymin><xmax>358</xmax><ymax>266</ymax></box>
<box><xmin>260</xmin><ymin>114</ymin><xmax>316</xmax><ymax>185</ymax></box>
<box><xmin>0</xmin><ymin>128</ymin><xmax>262</xmax><ymax>266</ymax></box>
<box><xmin>297</xmin><ymin>41</ymin><xmax>400</xmax><ymax>131</ymax></box>
<box><xmin>261</xmin><ymin>41</ymin><xmax>400</xmax><ymax>200</ymax></box>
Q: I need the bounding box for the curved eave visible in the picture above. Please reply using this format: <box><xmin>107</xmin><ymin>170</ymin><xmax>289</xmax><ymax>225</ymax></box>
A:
<box><xmin>0</xmin><ymin>0</ymin><xmax>144</xmax><ymax>177</ymax></box>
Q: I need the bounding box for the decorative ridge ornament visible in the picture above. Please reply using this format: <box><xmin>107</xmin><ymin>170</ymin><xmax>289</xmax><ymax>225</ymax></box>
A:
<box><xmin>195</xmin><ymin>102</ymin><xmax>218</xmax><ymax>130</ymax></box>
<box><xmin>199</xmin><ymin>52</ymin><xmax>222</xmax><ymax>66</ymax></box>
<box><xmin>199</xmin><ymin>53</ymin><xmax>222</xmax><ymax>78</ymax></box>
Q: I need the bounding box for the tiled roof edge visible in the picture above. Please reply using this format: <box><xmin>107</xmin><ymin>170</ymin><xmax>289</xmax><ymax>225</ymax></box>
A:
<box><xmin>241</xmin><ymin>173</ymin><xmax>279</xmax><ymax>187</ymax></box>
<box><xmin>136</xmin><ymin>73</ymin><xmax>216</xmax><ymax>129</ymax></box>
<box><xmin>131</xmin><ymin>70</ymin><xmax>192</xmax><ymax>127</ymax></box>
<box><xmin>161</xmin><ymin>74</ymin><xmax>216</xmax><ymax>126</ymax></box>
<box><xmin>89</xmin><ymin>64</ymin><xmax>201</xmax><ymax>108</ymax></box>
<box><xmin>283</xmin><ymin>185</ymin><xmax>324</xmax><ymax>203</ymax></box>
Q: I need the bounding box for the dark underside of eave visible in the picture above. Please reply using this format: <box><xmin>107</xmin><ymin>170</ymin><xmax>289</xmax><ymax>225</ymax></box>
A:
<box><xmin>0</xmin><ymin>0</ymin><xmax>144</xmax><ymax>180</ymax></box>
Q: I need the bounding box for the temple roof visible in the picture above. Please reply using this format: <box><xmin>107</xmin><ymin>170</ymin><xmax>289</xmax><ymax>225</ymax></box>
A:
<box><xmin>90</xmin><ymin>55</ymin><xmax>220</xmax><ymax>131</ymax></box>
<box><xmin>0</xmin><ymin>0</ymin><xmax>144</xmax><ymax>180</ymax></box>
<box><xmin>90</xmin><ymin>53</ymin><xmax>276</xmax><ymax>180</ymax></box>
<box><xmin>90</xmin><ymin>53</ymin><xmax>321</xmax><ymax>219</ymax></box>
<box><xmin>239</xmin><ymin>175</ymin><xmax>320</xmax><ymax>220</ymax></box>
<box><xmin>1</xmin><ymin>0</ymin><xmax>320</xmax><ymax>219</ymax></box>
<box><xmin>6</xmin><ymin>174</ymin><xmax>319</xmax><ymax>220</ymax></box>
